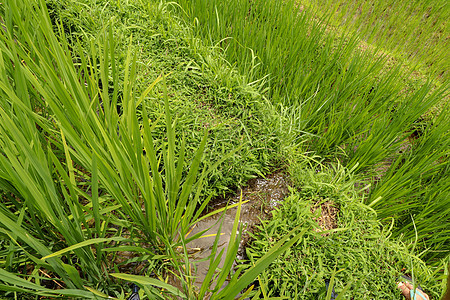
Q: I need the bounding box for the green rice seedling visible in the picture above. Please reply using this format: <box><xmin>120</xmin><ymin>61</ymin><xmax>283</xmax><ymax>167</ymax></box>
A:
<box><xmin>0</xmin><ymin>1</ymin><xmax>111</xmax><ymax>296</ymax></box>
<box><xmin>112</xmin><ymin>194</ymin><xmax>308</xmax><ymax>299</ymax></box>
<box><xmin>173</xmin><ymin>0</ymin><xmax>446</xmax><ymax>170</ymax></box>
<box><xmin>303</xmin><ymin>0</ymin><xmax>450</xmax><ymax>81</ymax></box>
<box><xmin>368</xmin><ymin>103</ymin><xmax>450</xmax><ymax>265</ymax></box>
<box><xmin>345</xmin><ymin>78</ymin><xmax>448</xmax><ymax>171</ymax></box>
<box><xmin>0</xmin><ymin>0</ymin><xmax>219</xmax><ymax>296</ymax></box>
<box><xmin>173</xmin><ymin>0</ymin><xmax>449</xmax><ymax>268</ymax></box>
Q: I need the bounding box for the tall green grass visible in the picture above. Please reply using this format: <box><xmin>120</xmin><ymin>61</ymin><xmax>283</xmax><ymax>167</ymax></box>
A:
<box><xmin>174</xmin><ymin>0</ymin><xmax>446</xmax><ymax>165</ymax></box>
<box><xmin>303</xmin><ymin>0</ymin><xmax>450</xmax><ymax>81</ymax></box>
<box><xmin>0</xmin><ymin>0</ymin><xmax>209</xmax><ymax>296</ymax></box>
<box><xmin>174</xmin><ymin>0</ymin><xmax>449</xmax><ymax>266</ymax></box>
<box><xmin>368</xmin><ymin>103</ymin><xmax>450</xmax><ymax>262</ymax></box>
<box><xmin>0</xmin><ymin>0</ymin><xmax>308</xmax><ymax>298</ymax></box>
<box><xmin>0</xmin><ymin>0</ymin><xmax>448</xmax><ymax>297</ymax></box>
<box><xmin>45</xmin><ymin>0</ymin><xmax>288</xmax><ymax>196</ymax></box>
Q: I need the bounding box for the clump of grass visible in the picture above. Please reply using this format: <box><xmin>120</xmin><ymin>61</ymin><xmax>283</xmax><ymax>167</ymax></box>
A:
<box><xmin>0</xmin><ymin>0</ymin><xmax>304</xmax><ymax>298</ymax></box>
<box><xmin>174</xmin><ymin>0</ymin><xmax>449</xmax><ymax>270</ymax></box>
<box><xmin>45</xmin><ymin>0</ymin><xmax>285</xmax><ymax>197</ymax></box>
<box><xmin>367</xmin><ymin>102</ymin><xmax>450</xmax><ymax>264</ymax></box>
<box><xmin>175</xmin><ymin>0</ymin><xmax>447</xmax><ymax>168</ymax></box>
<box><xmin>0</xmin><ymin>0</ymin><xmax>214</xmax><ymax>295</ymax></box>
<box><xmin>245</xmin><ymin>157</ymin><xmax>445</xmax><ymax>299</ymax></box>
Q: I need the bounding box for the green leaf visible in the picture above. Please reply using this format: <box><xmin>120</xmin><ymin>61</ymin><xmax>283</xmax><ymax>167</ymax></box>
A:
<box><xmin>216</xmin><ymin>226</ymin><xmax>307</xmax><ymax>299</ymax></box>
<box><xmin>42</xmin><ymin>237</ymin><xmax>127</xmax><ymax>260</ymax></box>
<box><xmin>110</xmin><ymin>273</ymin><xmax>187</xmax><ymax>298</ymax></box>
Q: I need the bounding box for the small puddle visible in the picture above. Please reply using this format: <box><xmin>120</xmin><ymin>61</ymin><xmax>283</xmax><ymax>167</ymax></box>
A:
<box><xmin>185</xmin><ymin>171</ymin><xmax>289</xmax><ymax>287</ymax></box>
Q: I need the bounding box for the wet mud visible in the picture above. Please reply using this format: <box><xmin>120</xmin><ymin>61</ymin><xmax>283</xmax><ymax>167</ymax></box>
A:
<box><xmin>186</xmin><ymin>171</ymin><xmax>289</xmax><ymax>286</ymax></box>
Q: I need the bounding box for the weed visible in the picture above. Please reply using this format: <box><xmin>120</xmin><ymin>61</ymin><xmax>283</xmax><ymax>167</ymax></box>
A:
<box><xmin>246</xmin><ymin>157</ymin><xmax>445</xmax><ymax>298</ymax></box>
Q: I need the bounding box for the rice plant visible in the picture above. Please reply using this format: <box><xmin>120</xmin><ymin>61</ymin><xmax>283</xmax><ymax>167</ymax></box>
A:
<box><xmin>174</xmin><ymin>0</ymin><xmax>449</xmax><ymax>275</ymax></box>
<box><xmin>174</xmin><ymin>0</ymin><xmax>446</xmax><ymax>166</ymax></box>
<box><xmin>0</xmin><ymin>0</ymin><xmax>211</xmax><ymax>295</ymax></box>
<box><xmin>1</xmin><ymin>0</ymin><xmax>449</xmax><ymax>297</ymax></box>
<box><xmin>302</xmin><ymin>0</ymin><xmax>450</xmax><ymax>81</ymax></box>
<box><xmin>0</xmin><ymin>0</ymin><xmax>311</xmax><ymax>298</ymax></box>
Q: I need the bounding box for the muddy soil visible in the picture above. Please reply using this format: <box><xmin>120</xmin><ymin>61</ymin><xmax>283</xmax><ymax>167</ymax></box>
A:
<box><xmin>185</xmin><ymin>171</ymin><xmax>289</xmax><ymax>286</ymax></box>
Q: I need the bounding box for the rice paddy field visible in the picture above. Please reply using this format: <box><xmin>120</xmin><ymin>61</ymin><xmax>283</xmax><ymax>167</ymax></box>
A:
<box><xmin>0</xmin><ymin>0</ymin><xmax>448</xmax><ymax>299</ymax></box>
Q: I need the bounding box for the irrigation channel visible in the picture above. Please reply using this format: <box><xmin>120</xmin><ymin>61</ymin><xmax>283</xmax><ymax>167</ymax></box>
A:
<box><xmin>167</xmin><ymin>170</ymin><xmax>339</xmax><ymax>289</ymax></box>
<box><xmin>184</xmin><ymin>172</ymin><xmax>289</xmax><ymax>286</ymax></box>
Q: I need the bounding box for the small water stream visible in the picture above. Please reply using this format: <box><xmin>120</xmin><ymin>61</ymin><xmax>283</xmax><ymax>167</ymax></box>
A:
<box><xmin>186</xmin><ymin>171</ymin><xmax>289</xmax><ymax>286</ymax></box>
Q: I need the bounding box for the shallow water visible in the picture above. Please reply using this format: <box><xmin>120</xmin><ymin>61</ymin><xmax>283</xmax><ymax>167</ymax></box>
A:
<box><xmin>186</xmin><ymin>171</ymin><xmax>289</xmax><ymax>286</ymax></box>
